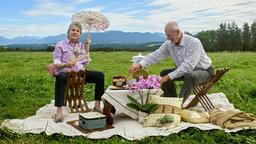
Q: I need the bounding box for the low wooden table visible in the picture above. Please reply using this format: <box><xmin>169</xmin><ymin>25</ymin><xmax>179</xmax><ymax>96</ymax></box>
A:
<box><xmin>102</xmin><ymin>86</ymin><xmax>163</xmax><ymax>125</ymax></box>
<box><xmin>103</xmin><ymin>100</ymin><xmax>115</xmax><ymax>125</ymax></box>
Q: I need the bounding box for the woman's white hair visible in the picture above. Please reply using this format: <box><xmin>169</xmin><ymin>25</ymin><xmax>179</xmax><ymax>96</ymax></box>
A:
<box><xmin>67</xmin><ymin>22</ymin><xmax>82</xmax><ymax>34</ymax></box>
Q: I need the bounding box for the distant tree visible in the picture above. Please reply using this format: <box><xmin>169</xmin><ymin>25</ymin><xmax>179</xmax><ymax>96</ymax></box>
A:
<box><xmin>225</xmin><ymin>21</ymin><xmax>241</xmax><ymax>51</ymax></box>
<box><xmin>0</xmin><ymin>46</ymin><xmax>5</xmax><ymax>52</ymax></box>
<box><xmin>242</xmin><ymin>22</ymin><xmax>251</xmax><ymax>51</ymax></box>
<box><xmin>216</xmin><ymin>23</ymin><xmax>229</xmax><ymax>51</ymax></box>
<box><xmin>184</xmin><ymin>31</ymin><xmax>193</xmax><ymax>36</ymax></box>
<box><xmin>251</xmin><ymin>21</ymin><xmax>256</xmax><ymax>51</ymax></box>
<box><xmin>216</xmin><ymin>21</ymin><xmax>242</xmax><ymax>51</ymax></box>
<box><xmin>196</xmin><ymin>30</ymin><xmax>217</xmax><ymax>52</ymax></box>
<box><xmin>46</xmin><ymin>44</ymin><xmax>55</xmax><ymax>51</ymax></box>
<box><xmin>231</xmin><ymin>21</ymin><xmax>242</xmax><ymax>51</ymax></box>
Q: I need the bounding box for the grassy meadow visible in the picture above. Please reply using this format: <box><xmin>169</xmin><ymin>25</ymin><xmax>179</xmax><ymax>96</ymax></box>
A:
<box><xmin>0</xmin><ymin>51</ymin><xmax>256</xmax><ymax>143</ymax></box>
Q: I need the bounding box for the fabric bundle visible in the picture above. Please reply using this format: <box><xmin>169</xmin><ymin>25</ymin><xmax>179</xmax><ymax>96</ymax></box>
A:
<box><xmin>209</xmin><ymin>108</ymin><xmax>256</xmax><ymax>129</ymax></box>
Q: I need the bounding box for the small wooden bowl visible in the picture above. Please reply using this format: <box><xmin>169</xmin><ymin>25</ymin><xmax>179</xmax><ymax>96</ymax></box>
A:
<box><xmin>112</xmin><ymin>76</ymin><xmax>126</xmax><ymax>87</ymax></box>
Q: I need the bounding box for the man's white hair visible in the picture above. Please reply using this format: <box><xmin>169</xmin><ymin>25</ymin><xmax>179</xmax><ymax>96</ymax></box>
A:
<box><xmin>165</xmin><ymin>21</ymin><xmax>180</xmax><ymax>32</ymax></box>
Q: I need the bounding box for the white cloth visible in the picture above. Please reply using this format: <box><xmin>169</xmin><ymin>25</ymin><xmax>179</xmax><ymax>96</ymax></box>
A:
<box><xmin>102</xmin><ymin>87</ymin><xmax>163</xmax><ymax>119</ymax></box>
<box><xmin>139</xmin><ymin>34</ymin><xmax>212</xmax><ymax>80</ymax></box>
<box><xmin>1</xmin><ymin>93</ymin><xmax>253</xmax><ymax>140</ymax></box>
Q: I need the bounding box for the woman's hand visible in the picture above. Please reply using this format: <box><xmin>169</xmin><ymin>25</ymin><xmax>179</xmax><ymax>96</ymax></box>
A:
<box><xmin>70</xmin><ymin>58</ymin><xmax>77</xmax><ymax>64</ymax></box>
<box><xmin>64</xmin><ymin>63</ymin><xmax>74</xmax><ymax>68</ymax></box>
<box><xmin>85</xmin><ymin>35</ymin><xmax>91</xmax><ymax>45</ymax></box>
<box><xmin>68</xmin><ymin>59</ymin><xmax>77</xmax><ymax>66</ymax></box>
<box><xmin>63</xmin><ymin>59</ymin><xmax>77</xmax><ymax>68</ymax></box>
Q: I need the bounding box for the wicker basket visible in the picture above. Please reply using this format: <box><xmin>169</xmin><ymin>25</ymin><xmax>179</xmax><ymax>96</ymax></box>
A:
<box><xmin>149</xmin><ymin>95</ymin><xmax>183</xmax><ymax>114</ymax></box>
<box><xmin>142</xmin><ymin>113</ymin><xmax>181</xmax><ymax>127</ymax></box>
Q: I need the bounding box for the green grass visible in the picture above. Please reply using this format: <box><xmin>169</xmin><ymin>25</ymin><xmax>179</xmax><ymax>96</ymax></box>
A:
<box><xmin>0</xmin><ymin>51</ymin><xmax>256</xmax><ymax>143</ymax></box>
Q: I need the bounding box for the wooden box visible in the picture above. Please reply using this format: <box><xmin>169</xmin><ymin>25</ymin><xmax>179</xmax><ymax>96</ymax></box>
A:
<box><xmin>112</xmin><ymin>76</ymin><xmax>126</xmax><ymax>87</ymax></box>
<box><xmin>79</xmin><ymin>112</ymin><xmax>106</xmax><ymax>129</ymax></box>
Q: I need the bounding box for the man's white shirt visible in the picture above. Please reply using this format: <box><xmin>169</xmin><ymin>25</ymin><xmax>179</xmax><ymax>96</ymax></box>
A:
<box><xmin>139</xmin><ymin>34</ymin><xmax>212</xmax><ymax>80</ymax></box>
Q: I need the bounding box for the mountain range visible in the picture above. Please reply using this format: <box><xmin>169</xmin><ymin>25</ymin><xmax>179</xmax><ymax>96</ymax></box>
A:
<box><xmin>0</xmin><ymin>31</ymin><xmax>165</xmax><ymax>45</ymax></box>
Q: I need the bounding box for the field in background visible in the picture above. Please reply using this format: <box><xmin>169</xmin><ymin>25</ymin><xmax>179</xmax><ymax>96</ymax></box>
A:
<box><xmin>0</xmin><ymin>51</ymin><xmax>256</xmax><ymax>143</ymax></box>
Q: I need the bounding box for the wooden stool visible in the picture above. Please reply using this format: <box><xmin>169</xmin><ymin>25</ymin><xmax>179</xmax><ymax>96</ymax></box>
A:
<box><xmin>64</xmin><ymin>70</ymin><xmax>91</xmax><ymax>113</ymax></box>
<box><xmin>185</xmin><ymin>67</ymin><xmax>230</xmax><ymax>111</ymax></box>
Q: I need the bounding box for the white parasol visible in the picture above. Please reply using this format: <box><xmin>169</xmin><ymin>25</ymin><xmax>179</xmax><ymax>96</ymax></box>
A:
<box><xmin>72</xmin><ymin>11</ymin><xmax>109</xmax><ymax>61</ymax></box>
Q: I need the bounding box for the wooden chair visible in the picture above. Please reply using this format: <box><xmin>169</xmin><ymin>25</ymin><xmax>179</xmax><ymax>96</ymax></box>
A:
<box><xmin>185</xmin><ymin>67</ymin><xmax>230</xmax><ymax>111</ymax></box>
<box><xmin>64</xmin><ymin>70</ymin><xmax>91</xmax><ymax>113</ymax></box>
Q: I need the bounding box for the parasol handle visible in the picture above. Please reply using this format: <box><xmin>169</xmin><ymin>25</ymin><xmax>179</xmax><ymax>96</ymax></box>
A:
<box><xmin>88</xmin><ymin>24</ymin><xmax>92</xmax><ymax>34</ymax></box>
<box><xmin>85</xmin><ymin>32</ymin><xmax>91</xmax><ymax>48</ymax></box>
<box><xmin>84</xmin><ymin>29</ymin><xmax>92</xmax><ymax>62</ymax></box>
<box><xmin>85</xmin><ymin>25</ymin><xmax>92</xmax><ymax>47</ymax></box>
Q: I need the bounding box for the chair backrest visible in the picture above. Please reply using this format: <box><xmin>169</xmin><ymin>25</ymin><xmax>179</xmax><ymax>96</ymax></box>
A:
<box><xmin>64</xmin><ymin>70</ymin><xmax>91</xmax><ymax>113</ymax></box>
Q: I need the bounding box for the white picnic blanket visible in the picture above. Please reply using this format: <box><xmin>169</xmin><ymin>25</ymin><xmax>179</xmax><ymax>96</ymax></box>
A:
<box><xmin>1</xmin><ymin>93</ymin><xmax>253</xmax><ymax>140</ymax></box>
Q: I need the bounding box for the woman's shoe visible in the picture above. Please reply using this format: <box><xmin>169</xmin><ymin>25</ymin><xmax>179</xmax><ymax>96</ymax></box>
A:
<box><xmin>52</xmin><ymin>114</ymin><xmax>64</xmax><ymax>123</ymax></box>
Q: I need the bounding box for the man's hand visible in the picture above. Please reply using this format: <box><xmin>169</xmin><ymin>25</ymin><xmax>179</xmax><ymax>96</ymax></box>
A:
<box><xmin>159</xmin><ymin>75</ymin><xmax>170</xmax><ymax>87</ymax></box>
<box><xmin>128</xmin><ymin>63</ymin><xmax>142</xmax><ymax>74</ymax></box>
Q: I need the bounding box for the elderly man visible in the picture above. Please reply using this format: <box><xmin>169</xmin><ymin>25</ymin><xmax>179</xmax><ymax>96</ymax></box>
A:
<box><xmin>129</xmin><ymin>21</ymin><xmax>214</xmax><ymax>104</ymax></box>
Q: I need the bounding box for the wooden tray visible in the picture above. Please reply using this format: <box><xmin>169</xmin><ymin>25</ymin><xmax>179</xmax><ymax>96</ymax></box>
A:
<box><xmin>67</xmin><ymin>120</ymin><xmax>114</xmax><ymax>134</ymax></box>
<box><xmin>109</xmin><ymin>85</ymin><xmax>126</xmax><ymax>90</ymax></box>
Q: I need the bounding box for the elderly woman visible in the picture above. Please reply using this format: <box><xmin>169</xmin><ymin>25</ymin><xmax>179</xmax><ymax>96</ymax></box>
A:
<box><xmin>53</xmin><ymin>22</ymin><xmax>104</xmax><ymax>123</ymax></box>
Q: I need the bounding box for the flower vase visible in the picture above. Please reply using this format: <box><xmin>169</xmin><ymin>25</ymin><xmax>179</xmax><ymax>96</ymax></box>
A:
<box><xmin>138</xmin><ymin>111</ymin><xmax>148</xmax><ymax>124</ymax></box>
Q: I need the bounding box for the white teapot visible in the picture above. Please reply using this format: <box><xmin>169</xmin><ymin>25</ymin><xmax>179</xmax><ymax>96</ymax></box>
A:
<box><xmin>130</xmin><ymin>53</ymin><xmax>145</xmax><ymax>64</ymax></box>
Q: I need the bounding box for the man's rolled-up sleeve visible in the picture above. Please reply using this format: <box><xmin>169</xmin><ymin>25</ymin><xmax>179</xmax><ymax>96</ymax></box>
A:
<box><xmin>140</xmin><ymin>41</ymin><xmax>170</xmax><ymax>68</ymax></box>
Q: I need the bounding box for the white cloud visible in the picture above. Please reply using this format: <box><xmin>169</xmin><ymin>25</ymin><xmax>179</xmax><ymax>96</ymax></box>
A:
<box><xmin>105</xmin><ymin>12</ymin><xmax>146</xmax><ymax>32</ymax></box>
<box><xmin>22</xmin><ymin>0</ymin><xmax>93</xmax><ymax>17</ymax></box>
<box><xmin>0</xmin><ymin>18</ymin><xmax>29</xmax><ymax>23</ymax></box>
<box><xmin>2</xmin><ymin>0</ymin><xmax>256</xmax><ymax>38</ymax></box>
<box><xmin>80</xmin><ymin>6</ymin><xmax>104</xmax><ymax>12</ymax></box>
<box><xmin>22</xmin><ymin>0</ymin><xmax>75</xmax><ymax>17</ymax></box>
<box><xmin>0</xmin><ymin>23</ymin><xmax>68</xmax><ymax>38</ymax></box>
<box><xmin>74</xmin><ymin>0</ymin><xmax>92</xmax><ymax>4</ymax></box>
<box><xmin>143</xmin><ymin>0</ymin><xmax>256</xmax><ymax>33</ymax></box>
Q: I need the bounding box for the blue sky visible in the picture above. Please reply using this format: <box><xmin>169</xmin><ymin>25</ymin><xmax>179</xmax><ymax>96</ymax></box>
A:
<box><xmin>1</xmin><ymin>0</ymin><xmax>256</xmax><ymax>38</ymax></box>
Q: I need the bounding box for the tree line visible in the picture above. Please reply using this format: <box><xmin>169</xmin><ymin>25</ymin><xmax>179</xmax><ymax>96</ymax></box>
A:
<box><xmin>196</xmin><ymin>21</ymin><xmax>256</xmax><ymax>52</ymax></box>
<box><xmin>1</xmin><ymin>21</ymin><xmax>256</xmax><ymax>52</ymax></box>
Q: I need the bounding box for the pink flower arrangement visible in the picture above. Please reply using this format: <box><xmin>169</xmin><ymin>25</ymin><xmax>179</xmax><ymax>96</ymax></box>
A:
<box><xmin>126</xmin><ymin>75</ymin><xmax>160</xmax><ymax>110</ymax></box>
<box><xmin>125</xmin><ymin>75</ymin><xmax>160</xmax><ymax>91</ymax></box>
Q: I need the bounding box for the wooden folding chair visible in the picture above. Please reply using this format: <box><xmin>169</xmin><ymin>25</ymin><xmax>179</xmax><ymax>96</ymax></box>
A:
<box><xmin>185</xmin><ymin>67</ymin><xmax>230</xmax><ymax>111</ymax></box>
<box><xmin>64</xmin><ymin>70</ymin><xmax>91</xmax><ymax>113</ymax></box>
